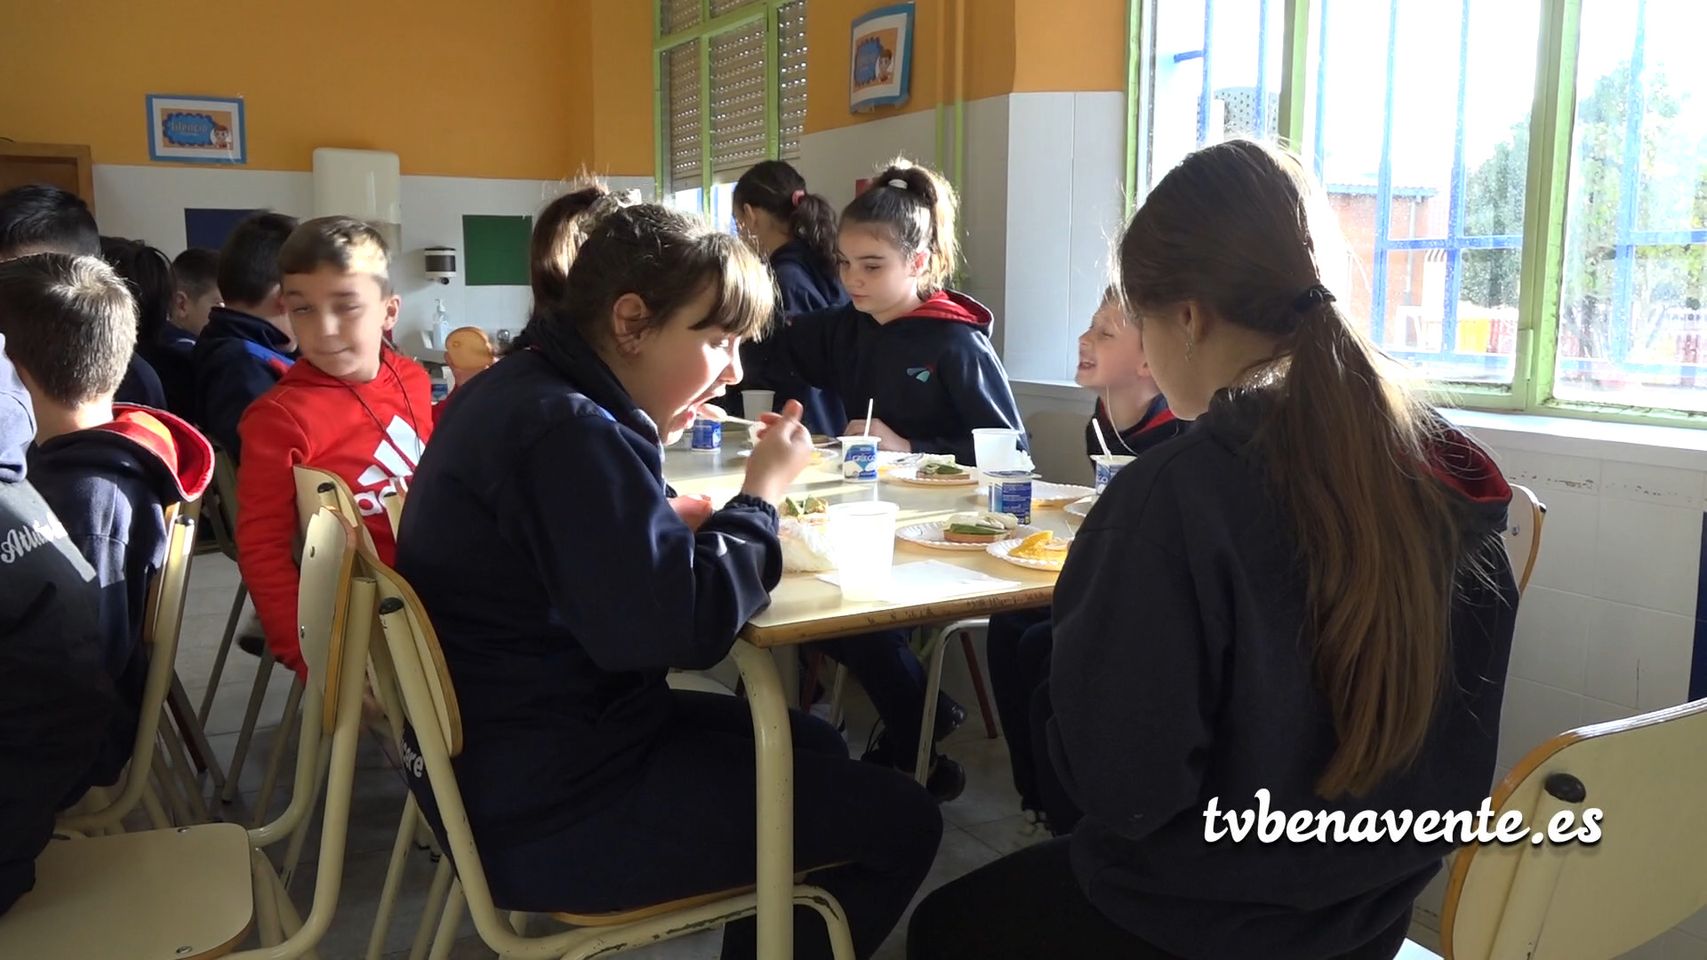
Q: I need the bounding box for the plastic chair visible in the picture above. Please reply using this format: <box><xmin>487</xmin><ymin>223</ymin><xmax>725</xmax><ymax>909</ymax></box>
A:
<box><xmin>358</xmin><ymin>545</ymin><xmax>858</xmax><ymax>960</ymax></box>
<box><xmin>1402</xmin><ymin>696</ymin><xmax>1707</xmax><ymax>959</ymax></box>
<box><xmin>1501</xmin><ymin>484</ymin><xmax>1546</xmax><ymax>596</ymax></box>
<box><xmin>0</xmin><ymin>506</ymin><xmax>376</xmax><ymax>959</ymax></box>
<box><xmin>58</xmin><ymin>502</ymin><xmax>199</xmax><ymax>834</ymax></box>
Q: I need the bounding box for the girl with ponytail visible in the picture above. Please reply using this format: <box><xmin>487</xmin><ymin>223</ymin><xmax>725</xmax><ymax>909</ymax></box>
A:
<box><xmin>910</xmin><ymin>140</ymin><xmax>1519</xmax><ymax>960</ymax></box>
<box><xmin>730</xmin><ymin>160</ymin><xmax>849</xmax><ymax>435</ymax></box>
<box><xmin>764</xmin><ymin>157</ymin><xmax>1027</xmax><ymax>802</ymax></box>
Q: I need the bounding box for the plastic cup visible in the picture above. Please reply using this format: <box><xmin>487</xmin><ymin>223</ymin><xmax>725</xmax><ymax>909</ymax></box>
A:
<box><xmin>827</xmin><ymin>501</ymin><xmax>899</xmax><ymax>601</ymax></box>
<box><xmin>839</xmin><ymin>435</ymin><xmax>879</xmax><ymax>481</ymax></box>
<box><xmin>742</xmin><ymin>389</ymin><xmax>776</xmax><ymax>420</ymax></box>
<box><xmin>972</xmin><ymin>428</ymin><xmax>1026</xmax><ymax>473</ymax></box>
<box><xmin>1092</xmin><ymin>454</ymin><xmax>1137</xmax><ymax>494</ymax></box>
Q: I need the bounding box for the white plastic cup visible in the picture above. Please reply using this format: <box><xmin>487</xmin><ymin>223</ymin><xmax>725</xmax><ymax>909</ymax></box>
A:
<box><xmin>1092</xmin><ymin>454</ymin><xmax>1137</xmax><ymax>494</ymax></box>
<box><xmin>839</xmin><ymin>435</ymin><xmax>879</xmax><ymax>480</ymax></box>
<box><xmin>742</xmin><ymin>389</ymin><xmax>776</xmax><ymax>420</ymax></box>
<box><xmin>972</xmin><ymin>428</ymin><xmax>1026</xmax><ymax>472</ymax></box>
<box><xmin>827</xmin><ymin>501</ymin><xmax>899</xmax><ymax>600</ymax></box>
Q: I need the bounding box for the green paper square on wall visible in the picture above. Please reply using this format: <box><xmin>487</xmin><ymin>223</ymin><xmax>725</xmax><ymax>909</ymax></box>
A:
<box><xmin>462</xmin><ymin>214</ymin><xmax>533</xmax><ymax>286</ymax></box>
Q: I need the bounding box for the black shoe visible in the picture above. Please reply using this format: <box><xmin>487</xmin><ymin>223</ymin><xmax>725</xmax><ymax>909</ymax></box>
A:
<box><xmin>933</xmin><ymin>698</ymin><xmax>968</xmax><ymax>743</ymax></box>
<box><xmin>861</xmin><ymin>729</ymin><xmax>966</xmax><ymax>803</ymax></box>
<box><xmin>925</xmin><ymin>754</ymin><xmax>966</xmax><ymax>803</ymax></box>
<box><xmin>236</xmin><ymin>632</ymin><xmax>265</xmax><ymax>658</ymax></box>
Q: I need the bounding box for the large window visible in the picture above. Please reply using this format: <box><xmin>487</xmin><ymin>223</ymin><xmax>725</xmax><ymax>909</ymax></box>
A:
<box><xmin>655</xmin><ymin>0</ymin><xmax>807</xmax><ymax>233</ymax></box>
<box><xmin>1132</xmin><ymin>0</ymin><xmax>1707</xmax><ymax>425</ymax></box>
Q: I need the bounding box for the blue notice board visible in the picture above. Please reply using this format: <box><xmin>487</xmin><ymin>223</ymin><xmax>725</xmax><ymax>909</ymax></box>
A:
<box><xmin>184</xmin><ymin>207</ymin><xmax>260</xmax><ymax>250</ymax></box>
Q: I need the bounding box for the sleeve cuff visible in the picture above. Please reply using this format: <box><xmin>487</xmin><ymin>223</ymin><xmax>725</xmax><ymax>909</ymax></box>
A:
<box><xmin>723</xmin><ymin>493</ymin><xmax>778</xmax><ymax>523</ymax></box>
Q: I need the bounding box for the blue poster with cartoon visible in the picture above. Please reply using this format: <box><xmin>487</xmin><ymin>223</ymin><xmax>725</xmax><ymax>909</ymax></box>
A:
<box><xmin>147</xmin><ymin>95</ymin><xmax>246</xmax><ymax>165</ymax></box>
<box><xmin>850</xmin><ymin>4</ymin><xmax>914</xmax><ymax>112</ymax></box>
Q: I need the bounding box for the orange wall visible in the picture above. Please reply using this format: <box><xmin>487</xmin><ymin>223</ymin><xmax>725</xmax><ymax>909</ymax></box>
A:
<box><xmin>1012</xmin><ymin>0</ymin><xmax>1127</xmax><ymax>93</ymax></box>
<box><xmin>588</xmin><ymin>0</ymin><xmax>657</xmax><ymax>175</ymax></box>
<box><xmin>0</xmin><ymin>0</ymin><xmax>652</xmax><ymax>179</ymax></box>
<box><xmin>805</xmin><ymin>0</ymin><xmax>1125</xmax><ymax>135</ymax></box>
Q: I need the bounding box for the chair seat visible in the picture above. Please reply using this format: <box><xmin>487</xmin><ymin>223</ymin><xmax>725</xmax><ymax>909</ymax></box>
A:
<box><xmin>548</xmin><ymin>863</ymin><xmax>851</xmax><ymax>928</ymax></box>
<box><xmin>0</xmin><ymin>823</ymin><xmax>254</xmax><ymax>959</ymax></box>
<box><xmin>1396</xmin><ymin>937</ymin><xmax>1443</xmax><ymax>960</ymax></box>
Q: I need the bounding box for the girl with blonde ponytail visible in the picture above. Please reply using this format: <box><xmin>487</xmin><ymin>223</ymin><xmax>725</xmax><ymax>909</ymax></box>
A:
<box><xmin>910</xmin><ymin>140</ymin><xmax>1518</xmax><ymax>960</ymax></box>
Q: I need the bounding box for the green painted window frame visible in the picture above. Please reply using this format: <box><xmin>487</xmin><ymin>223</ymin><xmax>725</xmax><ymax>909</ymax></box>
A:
<box><xmin>654</xmin><ymin>0</ymin><xmax>792</xmax><ymax>217</ymax></box>
<box><xmin>1127</xmin><ymin>0</ymin><xmax>1707</xmax><ymax>429</ymax></box>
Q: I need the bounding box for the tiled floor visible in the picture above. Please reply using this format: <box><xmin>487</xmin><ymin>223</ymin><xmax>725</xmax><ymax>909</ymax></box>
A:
<box><xmin>170</xmin><ymin>553</ymin><xmax>1037</xmax><ymax>959</ymax></box>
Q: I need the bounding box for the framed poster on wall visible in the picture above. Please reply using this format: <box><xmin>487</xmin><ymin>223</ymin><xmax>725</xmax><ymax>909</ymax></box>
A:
<box><xmin>146</xmin><ymin>94</ymin><xmax>246</xmax><ymax>165</ymax></box>
<box><xmin>850</xmin><ymin>4</ymin><xmax>914</xmax><ymax>112</ymax></box>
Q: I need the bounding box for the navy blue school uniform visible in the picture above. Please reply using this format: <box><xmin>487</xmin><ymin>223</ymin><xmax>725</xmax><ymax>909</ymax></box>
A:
<box><xmin>28</xmin><ymin>405</ymin><xmax>213</xmax><ymax>790</ymax></box>
<box><xmin>774</xmin><ymin>290</ymin><xmax>1025</xmax><ymax>464</ymax></box>
<box><xmin>395</xmin><ymin>333</ymin><xmax>939</xmax><ymax>958</ymax></box>
<box><xmin>115</xmin><ymin>351</ymin><xmax>166</xmax><ymax>409</ymax></box>
<box><xmin>191</xmin><ymin>306</ymin><xmax>294</xmax><ymax>459</ymax></box>
<box><xmin>1043</xmin><ymin>390</ymin><xmax>1517</xmax><ymax>959</ymax></box>
<box><xmin>985</xmin><ymin>392</ymin><xmax>1186</xmax><ymax>827</ymax></box>
<box><xmin>141</xmin><ymin>323</ymin><xmax>198</xmax><ymax>420</ymax></box>
<box><xmin>0</xmin><ymin>336</ymin><xmax>115</xmax><ymax>917</ymax></box>
<box><xmin>741</xmin><ymin>239</ymin><xmax>849</xmax><ymax>436</ymax></box>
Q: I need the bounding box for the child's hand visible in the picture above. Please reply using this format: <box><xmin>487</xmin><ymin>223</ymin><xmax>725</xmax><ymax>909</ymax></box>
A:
<box><xmin>668</xmin><ymin>493</ymin><xmax>715</xmax><ymax>531</ymax></box>
<box><xmin>846</xmin><ymin>417</ymin><xmax>912</xmax><ymax>453</ymax></box>
<box><xmin>742</xmin><ymin>400</ymin><xmax>814</xmax><ymax>503</ymax></box>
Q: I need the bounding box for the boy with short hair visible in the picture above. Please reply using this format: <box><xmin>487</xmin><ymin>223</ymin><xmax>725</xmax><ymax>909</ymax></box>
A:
<box><xmin>0</xmin><ymin>328</ymin><xmax>114</xmax><ymax>918</ymax></box>
<box><xmin>191</xmin><ymin>211</ymin><xmax>299</xmax><ymax>458</ymax></box>
<box><xmin>0</xmin><ymin>185</ymin><xmax>165</xmax><ymax>409</ymax></box>
<box><xmin>0</xmin><ymin>253</ymin><xmax>212</xmax><ymax>791</ymax></box>
<box><xmin>237</xmin><ymin>216</ymin><xmax>432</xmax><ymax>677</ymax></box>
<box><xmin>170</xmin><ymin>247</ymin><xmax>222</xmax><ymax>338</ymax></box>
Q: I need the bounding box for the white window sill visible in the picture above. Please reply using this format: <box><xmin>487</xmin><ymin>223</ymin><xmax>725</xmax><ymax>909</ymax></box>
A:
<box><xmin>1443</xmin><ymin>408</ymin><xmax>1707</xmax><ymax>473</ymax></box>
<box><xmin>1015</xmin><ymin>379</ymin><xmax>1707</xmax><ymax>472</ymax></box>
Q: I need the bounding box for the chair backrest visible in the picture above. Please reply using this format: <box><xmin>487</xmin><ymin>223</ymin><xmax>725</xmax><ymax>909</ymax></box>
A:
<box><xmin>1441</xmin><ymin>697</ymin><xmax>1707</xmax><ymax>959</ymax></box>
<box><xmin>292</xmin><ymin>464</ymin><xmax>374</xmax><ymax>550</ymax></box>
<box><xmin>380</xmin><ymin>488</ymin><xmax>406</xmax><ymax>539</ymax></box>
<box><xmin>1501</xmin><ymin>483</ymin><xmax>1546</xmax><ymax>595</ymax></box>
<box><xmin>59</xmin><ymin>501</ymin><xmax>200</xmax><ymax>833</ymax></box>
<box><xmin>361</xmin><ymin>552</ymin><xmax>540</xmax><ymax>948</ymax></box>
<box><xmin>235</xmin><ymin>506</ymin><xmax>378</xmax><ymax>957</ymax></box>
<box><xmin>204</xmin><ymin>450</ymin><xmax>240</xmax><ymax>560</ymax></box>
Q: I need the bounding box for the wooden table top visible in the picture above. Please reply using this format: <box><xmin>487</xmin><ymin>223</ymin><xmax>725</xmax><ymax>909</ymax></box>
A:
<box><xmin>665</xmin><ymin>443</ymin><xmax>1079</xmax><ymax>648</ymax></box>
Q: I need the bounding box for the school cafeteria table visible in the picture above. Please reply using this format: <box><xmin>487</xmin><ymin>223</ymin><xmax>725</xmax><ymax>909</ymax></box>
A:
<box><xmin>664</xmin><ymin>440</ymin><xmax>1077</xmax><ymax>959</ymax></box>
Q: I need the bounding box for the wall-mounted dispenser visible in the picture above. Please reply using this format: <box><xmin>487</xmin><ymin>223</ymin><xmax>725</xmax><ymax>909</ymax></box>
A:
<box><xmin>424</xmin><ymin>246</ymin><xmax>457</xmax><ymax>284</ymax></box>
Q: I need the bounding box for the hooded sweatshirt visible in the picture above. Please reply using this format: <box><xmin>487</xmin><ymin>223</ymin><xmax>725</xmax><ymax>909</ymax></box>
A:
<box><xmin>775</xmin><ymin>290</ymin><xmax>1026</xmax><ymax>464</ymax></box>
<box><xmin>116</xmin><ymin>352</ymin><xmax>167</xmax><ymax>410</ymax></box>
<box><xmin>141</xmin><ymin>322</ymin><xmax>199</xmax><ymax>420</ymax></box>
<box><xmin>1049</xmin><ymin>389</ymin><xmax>1517</xmax><ymax>959</ymax></box>
<box><xmin>191</xmin><ymin>306</ymin><xmax>295</xmax><ymax>459</ymax></box>
<box><xmin>236</xmin><ymin>350</ymin><xmax>433</xmax><ymax>676</ymax></box>
<box><xmin>28</xmin><ymin>405</ymin><xmax>214</xmax><ymax>787</ymax></box>
<box><xmin>0</xmin><ymin>335</ymin><xmax>114</xmax><ymax>917</ymax></box>
<box><xmin>395</xmin><ymin>339</ymin><xmax>781</xmax><ymax>849</ymax></box>
<box><xmin>1085</xmin><ymin>394</ymin><xmax>1184</xmax><ymax>459</ymax></box>
<box><xmin>735</xmin><ymin>239</ymin><xmax>850</xmax><ymax>436</ymax></box>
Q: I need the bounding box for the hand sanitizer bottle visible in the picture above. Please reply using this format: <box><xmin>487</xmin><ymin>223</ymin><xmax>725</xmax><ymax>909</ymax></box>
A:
<box><xmin>432</xmin><ymin>299</ymin><xmax>451</xmax><ymax>352</ymax></box>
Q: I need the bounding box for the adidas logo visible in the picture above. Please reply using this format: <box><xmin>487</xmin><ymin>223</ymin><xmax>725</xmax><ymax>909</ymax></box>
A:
<box><xmin>354</xmin><ymin>416</ymin><xmax>425</xmax><ymax>517</ymax></box>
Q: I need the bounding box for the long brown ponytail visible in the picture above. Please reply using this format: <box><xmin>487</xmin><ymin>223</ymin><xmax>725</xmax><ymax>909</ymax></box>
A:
<box><xmin>731</xmin><ymin>160</ymin><xmax>838</xmax><ymax>274</ymax></box>
<box><xmin>1120</xmin><ymin>140</ymin><xmax>1475</xmax><ymax>798</ymax></box>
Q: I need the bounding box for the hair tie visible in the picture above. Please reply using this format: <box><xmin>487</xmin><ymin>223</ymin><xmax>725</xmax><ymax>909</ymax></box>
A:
<box><xmin>887</xmin><ymin>178</ymin><xmax>908</xmax><ymax>190</ymax></box>
<box><xmin>1292</xmin><ymin>284</ymin><xmax>1336</xmax><ymax>312</ymax></box>
<box><xmin>790</xmin><ymin>189</ymin><xmax>805</xmax><ymax>208</ymax></box>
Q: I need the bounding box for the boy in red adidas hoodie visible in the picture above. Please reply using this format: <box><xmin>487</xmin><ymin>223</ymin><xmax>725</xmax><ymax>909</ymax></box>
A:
<box><xmin>236</xmin><ymin>217</ymin><xmax>432</xmax><ymax>677</ymax></box>
<box><xmin>0</xmin><ymin>252</ymin><xmax>214</xmax><ymax>790</ymax></box>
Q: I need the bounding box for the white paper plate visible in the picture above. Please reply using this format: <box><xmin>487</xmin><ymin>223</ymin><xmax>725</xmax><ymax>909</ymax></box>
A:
<box><xmin>888</xmin><ymin>465</ymin><xmax>978</xmax><ymax>486</ymax></box>
<box><xmin>969</xmin><ymin>480</ymin><xmax>1096</xmax><ymax>508</ymax></box>
<box><xmin>896</xmin><ymin>521</ymin><xmax>1042</xmax><ymax>551</ymax></box>
<box><xmin>1065</xmin><ymin>496</ymin><xmax>1097</xmax><ymax>520</ymax></box>
<box><xmin>986</xmin><ymin>535</ymin><xmax>1073</xmax><ymax>571</ymax></box>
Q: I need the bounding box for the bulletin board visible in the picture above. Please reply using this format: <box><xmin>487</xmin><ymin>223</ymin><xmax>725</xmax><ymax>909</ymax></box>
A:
<box><xmin>462</xmin><ymin>214</ymin><xmax>533</xmax><ymax>286</ymax></box>
<box><xmin>185</xmin><ymin>207</ymin><xmax>260</xmax><ymax>250</ymax></box>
